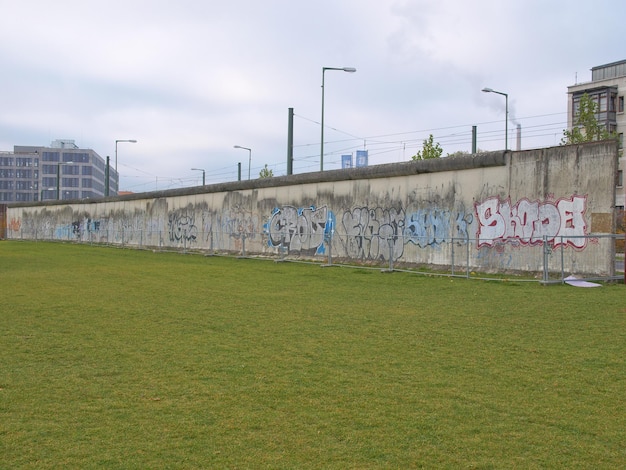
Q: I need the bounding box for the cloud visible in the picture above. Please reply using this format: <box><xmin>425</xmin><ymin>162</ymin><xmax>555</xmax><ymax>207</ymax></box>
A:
<box><xmin>0</xmin><ymin>0</ymin><xmax>624</xmax><ymax>188</ymax></box>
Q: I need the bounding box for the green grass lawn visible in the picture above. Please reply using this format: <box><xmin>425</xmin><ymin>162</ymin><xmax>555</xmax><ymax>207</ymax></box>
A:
<box><xmin>1</xmin><ymin>241</ymin><xmax>625</xmax><ymax>468</ymax></box>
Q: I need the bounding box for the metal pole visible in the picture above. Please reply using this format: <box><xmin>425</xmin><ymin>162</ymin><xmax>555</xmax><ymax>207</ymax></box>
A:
<box><xmin>287</xmin><ymin>107</ymin><xmax>294</xmax><ymax>175</ymax></box>
<box><xmin>481</xmin><ymin>88</ymin><xmax>508</xmax><ymax>150</ymax></box>
<box><xmin>471</xmin><ymin>126</ymin><xmax>477</xmax><ymax>154</ymax></box>
<box><xmin>320</xmin><ymin>69</ymin><xmax>326</xmax><ymax>172</ymax></box>
<box><xmin>327</xmin><ymin>234</ymin><xmax>332</xmax><ymax>266</ymax></box>
<box><xmin>466</xmin><ymin>232</ymin><xmax>470</xmax><ymax>279</ymax></box>
<box><xmin>320</xmin><ymin>67</ymin><xmax>356</xmax><ymax>172</ymax></box>
<box><xmin>105</xmin><ymin>156</ymin><xmax>110</xmax><ymax>196</ymax></box>
<box><xmin>56</xmin><ymin>163</ymin><xmax>60</xmax><ymax>200</ymax></box>
<box><xmin>248</xmin><ymin>149</ymin><xmax>251</xmax><ymax>180</ymax></box>
<box><xmin>505</xmin><ymin>93</ymin><xmax>509</xmax><ymax>151</ymax></box>
<box><xmin>451</xmin><ymin>238</ymin><xmax>455</xmax><ymax>275</ymax></box>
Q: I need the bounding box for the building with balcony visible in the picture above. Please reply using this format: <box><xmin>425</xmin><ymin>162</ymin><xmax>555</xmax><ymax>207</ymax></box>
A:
<box><xmin>0</xmin><ymin>139</ymin><xmax>118</xmax><ymax>202</ymax></box>
<box><xmin>567</xmin><ymin>60</ymin><xmax>626</xmax><ymax>208</ymax></box>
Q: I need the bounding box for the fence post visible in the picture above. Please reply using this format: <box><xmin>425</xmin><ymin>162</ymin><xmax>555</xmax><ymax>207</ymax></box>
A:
<box><xmin>560</xmin><ymin>236</ymin><xmax>565</xmax><ymax>282</ymax></box>
<box><xmin>387</xmin><ymin>237</ymin><xmax>394</xmax><ymax>271</ymax></box>
<box><xmin>451</xmin><ymin>237</ymin><xmax>455</xmax><ymax>276</ymax></box>
<box><xmin>241</xmin><ymin>233</ymin><xmax>246</xmax><ymax>257</ymax></box>
<box><xmin>321</xmin><ymin>230</ymin><xmax>337</xmax><ymax>268</ymax></box>
<box><xmin>327</xmin><ymin>232</ymin><xmax>333</xmax><ymax>266</ymax></box>
<box><xmin>542</xmin><ymin>235</ymin><xmax>550</xmax><ymax>283</ymax></box>
<box><xmin>466</xmin><ymin>232</ymin><xmax>470</xmax><ymax>279</ymax></box>
<box><xmin>278</xmin><ymin>233</ymin><xmax>286</xmax><ymax>261</ymax></box>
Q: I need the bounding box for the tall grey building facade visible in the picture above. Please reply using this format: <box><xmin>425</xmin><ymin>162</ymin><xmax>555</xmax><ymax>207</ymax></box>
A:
<box><xmin>0</xmin><ymin>139</ymin><xmax>118</xmax><ymax>202</ymax></box>
<box><xmin>567</xmin><ymin>60</ymin><xmax>626</xmax><ymax>208</ymax></box>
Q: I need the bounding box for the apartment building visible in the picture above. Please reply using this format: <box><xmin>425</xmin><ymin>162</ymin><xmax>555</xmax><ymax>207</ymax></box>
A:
<box><xmin>567</xmin><ymin>59</ymin><xmax>626</xmax><ymax>208</ymax></box>
<box><xmin>0</xmin><ymin>139</ymin><xmax>118</xmax><ymax>202</ymax></box>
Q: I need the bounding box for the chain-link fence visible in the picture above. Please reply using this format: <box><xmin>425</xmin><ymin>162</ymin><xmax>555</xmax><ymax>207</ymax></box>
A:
<box><xmin>9</xmin><ymin>224</ymin><xmax>624</xmax><ymax>284</ymax></box>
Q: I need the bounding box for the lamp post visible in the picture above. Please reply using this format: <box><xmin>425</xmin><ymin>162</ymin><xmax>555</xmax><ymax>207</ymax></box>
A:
<box><xmin>233</xmin><ymin>145</ymin><xmax>252</xmax><ymax>180</ymax></box>
<box><xmin>56</xmin><ymin>161</ymin><xmax>74</xmax><ymax>200</ymax></box>
<box><xmin>115</xmin><ymin>139</ymin><xmax>137</xmax><ymax>172</ymax></box>
<box><xmin>321</xmin><ymin>66</ymin><xmax>356</xmax><ymax>171</ymax></box>
<box><xmin>481</xmin><ymin>87</ymin><xmax>508</xmax><ymax>150</ymax></box>
<box><xmin>191</xmin><ymin>168</ymin><xmax>206</xmax><ymax>186</ymax></box>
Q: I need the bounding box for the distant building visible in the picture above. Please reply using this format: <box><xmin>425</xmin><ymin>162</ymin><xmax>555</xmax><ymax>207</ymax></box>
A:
<box><xmin>567</xmin><ymin>60</ymin><xmax>626</xmax><ymax>208</ymax></box>
<box><xmin>0</xmin><ymin>139</ymin><xmax>118</xmax><ymax>202</ymax></box>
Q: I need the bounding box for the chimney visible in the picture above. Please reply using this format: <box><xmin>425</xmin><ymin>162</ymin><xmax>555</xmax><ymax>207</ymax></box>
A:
<box><xmin>516</xmin><ymin>124</ymin><xmax>521</xmax><ymax>151</ymax></box>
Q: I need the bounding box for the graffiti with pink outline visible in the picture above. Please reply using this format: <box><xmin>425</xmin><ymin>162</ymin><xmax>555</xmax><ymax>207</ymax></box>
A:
<box><xmin>475</xmin><ymin>195</ymin><xmax>587</xmax><ymax>248</ymax></box>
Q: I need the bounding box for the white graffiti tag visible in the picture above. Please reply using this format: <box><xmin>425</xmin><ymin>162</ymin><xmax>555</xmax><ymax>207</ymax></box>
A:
<box><xmin>475</xmin><ymin>195</ymin><xmax>587</xmax><ymax>248</ymax></box>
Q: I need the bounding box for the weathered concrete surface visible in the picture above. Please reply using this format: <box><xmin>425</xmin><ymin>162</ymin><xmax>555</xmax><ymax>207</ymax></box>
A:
<box><xmin>6</xmin><ymin>142</ymin><xmax>618</xmax><ymax>275</ymax></box>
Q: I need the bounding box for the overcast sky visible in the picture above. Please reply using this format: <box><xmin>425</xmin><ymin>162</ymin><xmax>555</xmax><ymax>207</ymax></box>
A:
<box><xmin>1</xmin><ymin>0</ymin><xmax>624</xmax><ymax>192</ymax></box>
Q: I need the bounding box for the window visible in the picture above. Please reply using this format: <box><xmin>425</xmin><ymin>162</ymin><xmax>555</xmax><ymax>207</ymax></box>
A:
<box><xmin>15</xmin><ymin>193</ymin><xmax>33</xmax><ymax>202</ymax></box>
<box><xmin>42</xmin><ymin>177</ymin><xmax>56</xmax><ymax>187</ymax></box>
<box><xmin>64</xmin><ymin>152</ymin><xmax>90</xmax><ymax>163</ymax></box>
<box><xmin>619</xmin><ymin>96</ymin><xmax>625</xmax><ymax>113</ymax></box>
<box><xmin>618</xmin><ymin>170</ymin><xmax>623</xmax><ymax>187</ymax></box>
<box><xmin>62</xmin><ymin>165</ymin><xmax>80</xmax><ymax>176</ymax></box>
<box><xmin>42</xmin><ymin>152</ymin><xmax>60</xmax><ymax>162</ymax></box>
<box><xmin>619</xmin><ymin>133</ymin><xmax>624</xmax><ymax>149</ymax></box>
<box><xmin>599</xmin><ymin>92</ymin><xmax>608</xmax><ymax>112</ymax></box>
<box><xmin>42</xmin><ymin>164</ymin><xmax>57</xmax><ymax>175</ymax></box>
<box><xmin>62</xmin><ymin>177</ymin><xmax>79</xmax><ymax>187</ymax></box>
<box><xmin>610</xmin><ymin>93</ymin><xmax>617</xmax><ymax>112</ymax></box>
<box><xmin>15</xmin><ymin>170</ymin><xmax>32</xmax><ymax>179</ymax></box>
<box><xmin>62</xmin><ymin>190</ymin><xmax>79</xmax><ymax>200</ymax></box>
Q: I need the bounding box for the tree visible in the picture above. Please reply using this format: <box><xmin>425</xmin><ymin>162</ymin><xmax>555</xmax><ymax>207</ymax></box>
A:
<box><xmin>561</xmin><ymin>93</ymin><xmax>615</xmax><ymax>144</ymax></box>
<box><xmin>412</xmin><ymin>134</ymin><xmax>443</xmax><ymax>160</ymax></box>
<box><xmin>259</xmin><ymin>164</ymin><xmax>274</xmax><ymax>178</ymax></box>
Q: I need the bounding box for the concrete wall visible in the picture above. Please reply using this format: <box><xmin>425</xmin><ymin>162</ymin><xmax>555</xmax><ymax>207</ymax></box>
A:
<box><xmin>5</xmin><ymin>141</ymin><xmax>618</xmax><ymax>275</ymax></box>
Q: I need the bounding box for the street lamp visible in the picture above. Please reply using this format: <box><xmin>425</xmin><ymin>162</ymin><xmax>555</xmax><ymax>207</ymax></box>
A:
<box><xmin>321</xmin><ymin>66</ymin><xmax>356</xmax><ymax>171</ymax></box>
<box><xmin>233</xmin><ymin>145</ymin><xmax>252</xmax><ymax>180</ymax></box>
<box><xmin>115</xmin><ymin>139</ymin><xmax>137</xmax><ymax>172</ymax></box>
<box><xmin>482</xmin><ymin>87</ymin><xmax>509</xmax><ymax>150</ymax></box>
<box><xmin>56</xmin><ymin>161</ymin><xmax>74</xmax><ymax>200</ymax></box>
<box><xmin>191</xmin><ymin>168</ymin><xmax>206</xmax><ymax>186</ymax></box>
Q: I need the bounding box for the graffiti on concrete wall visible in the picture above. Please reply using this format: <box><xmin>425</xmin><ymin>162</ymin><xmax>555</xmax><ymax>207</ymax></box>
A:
<box><xmin>475</xmin><ymin>195</ymin><xmax>588</xmax><ymax>248</ymax></box>
<box><xmin>266</xmin><ymin>205</ymin><xmax>334</xmax><ymax>255</ymax></box>
<box><xmin>341</xmin><ymin>206</ymin><xmax>474</xmax><ymax>261</ymax></box>
<box><xmin>168</xmin><ymin>210</ymin><xmax>198</xmax><ymax>243</ymax></box>
<box><xmin>404</xmin><ymin>208</ymin><xmax>474</xmax><ymax>248</ymax></box>
<box><xmin>221</xmin><ymin>205</ymin><xmax>259</xmax><ymax>241</ymax></box>
<box><xmin>342</xmin><ymin>207</ymin><xmax>405</xmax><ymax>261</ymax></box>
<box><xmin>7</xmin><ymin>193</ymin><xmax>594</xmax><ymax>264</ymax></box>
<box><xmin>8</xmin><ymin>217</ymin><xmax>21</xmax><ymax>232</ymax></box>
